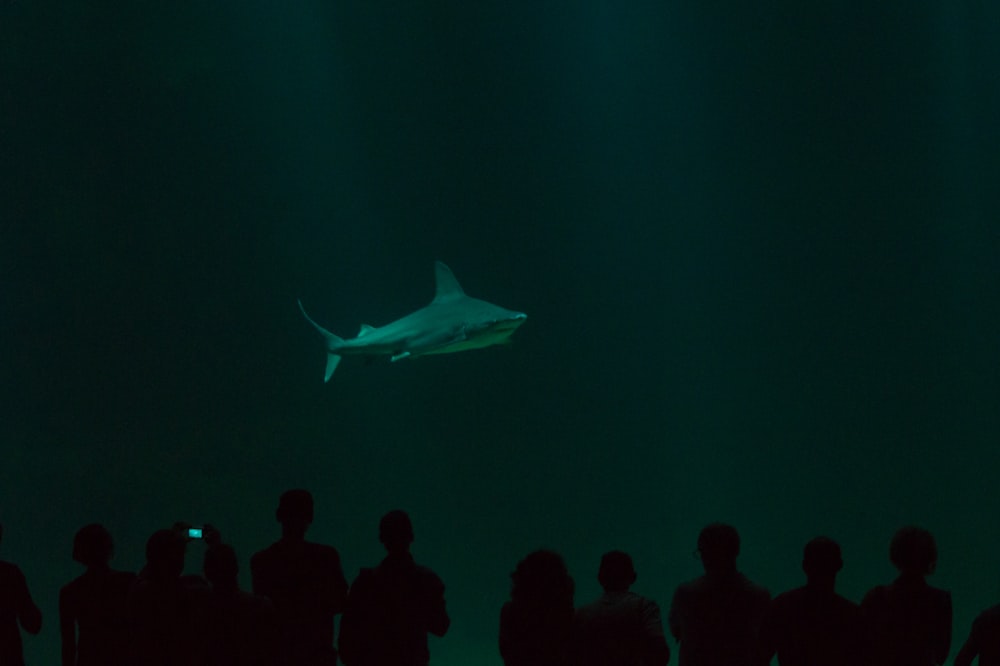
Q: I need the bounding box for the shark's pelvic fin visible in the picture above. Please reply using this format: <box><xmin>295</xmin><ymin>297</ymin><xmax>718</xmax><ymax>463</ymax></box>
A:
<box><xmin>391</xmin><ymin>351</ymin><xmax>411</xmax><ymax>362</ymax></box>
<box><xmin>323</xmin><ymin>354</ymin><xmax>342</xmax><ymax>382</ymax></box>
<box><xmin>431</xmin><ymin>261</ymin><xmax>465</xmax><ymax>304</ymax></box>
<box><xmin>298</xmin><ymin>299</ymin><xmax>346</xmax><ymax>382</ymax></box>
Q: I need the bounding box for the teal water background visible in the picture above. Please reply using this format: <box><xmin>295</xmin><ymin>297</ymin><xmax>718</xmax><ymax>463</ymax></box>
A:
<box><xmin>2</xmin><ymin>3</ymin><xmax>998</xmax><ymax>664</ymax></box>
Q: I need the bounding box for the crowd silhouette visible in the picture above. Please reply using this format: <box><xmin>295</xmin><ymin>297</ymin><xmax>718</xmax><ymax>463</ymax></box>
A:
<box><xmin>0</xmin><ymin>501</ymin><xmax>995</xmax><ymax>665</ymax></box>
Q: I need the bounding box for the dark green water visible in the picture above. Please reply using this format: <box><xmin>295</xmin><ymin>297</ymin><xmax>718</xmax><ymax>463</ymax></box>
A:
<box><xmin>2</xmin><ymin>3</ymin><xmax>998</xmax><ymax>664</ymax></box>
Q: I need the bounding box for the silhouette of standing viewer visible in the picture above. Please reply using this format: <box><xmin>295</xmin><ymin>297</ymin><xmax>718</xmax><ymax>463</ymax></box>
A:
<box><xmin>127</xmin><ymin>528</ymin><xmax>209</xmax><ymax>666</ymax></box>
<box><xmin>498</xmin><ymin>549</ymin><xmax>575</xmax><ymax>666</ymax></box>
<box><xmin>861</xmin><ymin>526</ymin><xmax>951</xmax><ymax>666</ymax></box>
<box><xmin>202</xmin><ymin>542</ymin><xmax>278</xmax><ymax>666</ymax></box>
<box><xmin>570</xmin><ymin>550</ymin><xmax>670</xmax><ymax>666</ymax></box>
<box><xmin>251</xmin><ymin>489</ymin><xmax>348</xmax><ymax>666</ymax></box>
<box><xmin>59</xmin><ymin>524</ymin><xmax>136</xmax><ymax>666</ymax></box>
<box><xmin>669</xmin><ymin>523</ymin><xmax>770</xmax><ymax>666</ymax></box>
<box><xmin>0</xmin><ymin>524</ymin><xmax>42</xmax><ymax>666</ymax></box>
<box><xmin>757</xmin><ymin>536</ymin><xmax>867</xmax><ymax>666</ymax></box>
<box><xmin>955</xmin><ymin>601</ymin><xmax>1000</xmax><ymax>666</ymax></box>
<box><xmin>339</xmin><ymin>510</ymin><xmax>450</xmax><ymax>666</ymax></box>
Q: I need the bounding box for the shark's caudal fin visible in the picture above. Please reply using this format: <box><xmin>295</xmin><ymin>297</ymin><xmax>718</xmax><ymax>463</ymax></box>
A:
<box><xmin>298</xmin><ymin>300</ymin><xmax>345</xmax><ymax>382</ymax></box>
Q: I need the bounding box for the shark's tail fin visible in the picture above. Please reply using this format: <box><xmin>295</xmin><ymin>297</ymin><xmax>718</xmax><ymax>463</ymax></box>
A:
<box><xmin>298</xmin><ymin>299</ymin><xmax>345</xmax><ymax>382</ymax></box>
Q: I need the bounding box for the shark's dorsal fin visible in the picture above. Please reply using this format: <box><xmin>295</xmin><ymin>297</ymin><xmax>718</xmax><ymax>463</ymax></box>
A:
<box><xmin>357</xmin><ymin>324</ymin><xmax>376</xmax><ymax>337</ymax></box>
<box><xmin>432</xmin><ymin>261</ymin><xmax>466</xmax><ymax>304</ymax></box>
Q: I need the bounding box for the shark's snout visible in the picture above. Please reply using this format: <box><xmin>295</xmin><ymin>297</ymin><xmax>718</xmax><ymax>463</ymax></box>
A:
<box><xmin>494</xmin><ymin>313</ymin><xmax>527</xmax><ymax>332</ymax></box>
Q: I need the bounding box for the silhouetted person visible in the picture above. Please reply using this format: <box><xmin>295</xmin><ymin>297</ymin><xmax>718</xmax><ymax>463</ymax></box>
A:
<box><xmin>0</xmin><ymin>524</ymin><xmax>42</xmax><ymax>666</ymax></box>
<box><xmin>59</xmin><ymin>524</ymin><xmax>136</xmax><ymax>666</ymax></box>
<box><xmin>127</xmin><ymin>528</ymin><xmax>209</xmax><ymax>666</ymax></box>
<box><xmin>669</xmin><ymin>523</ymin><xmax>770</xmax><ymax>666</ymax></box>
<box><xmin>955</xmin><ymin>602</ymin><xmax>1000</xmax><ymax>666</ymax></box>
<box><xmin>201</xmin><ymin>543</ymin><xmax>278</xmax><ymax>666</ymax></box>
<box><xmin>499</xmin><ymin>549</ymin><xmax>575</xmax><ymax>666</ymax></box>
<box><xmin>570</xmin><ymin>550</ymin><xmax>670</xmax><ymax>666</ymax></box>
<box><xmin>861</xmin><ymin>526</ymin><xmax>951</xmax><ymax>666</ymax></box>
<box><xmin>251</xmin><ymin>489</ymin><xmax>348</xmax><ymax>666</ymax></box>
<box><xmin>339</xmin><ymin>510</ymin><xmax>450</xmax><ymax>666</ymax></box>
<box><xmin>757</xmin><ymin>537</ymin><xmax>867</xmax><ymax>666</ymax></box>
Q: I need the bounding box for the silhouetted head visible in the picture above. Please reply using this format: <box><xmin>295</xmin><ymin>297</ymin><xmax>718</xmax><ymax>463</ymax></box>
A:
<box><xmin>145</xmin><ymin>529</ymin><xmax>186</xmax><ymax>580</ymax></box>
<box><xmin>802</xmin><ymin>536</ymin><xmax>843</xmax><ymax>583</ymax></box>
<box><xmin>73</xmin><ymin>523</ymin><xmax>114</xmax><ymax>568</ymax></box>
<box><xmin>379</xmin><ymin>510</ymin><xmax>414</xmax><ymax>554</ymax></box>
<box><xmin>276</xmin><ymin>489</ymin><xmax>314</xmax><ymax>537</ymax></box>
<box><xmin>697</xmin><ymin>523</ymin><xmax>740</xmax><ymax>574</ymax></box>
<box><xmin>204</xmin><ymin>544</ymin><xmax>239</xmax><ymax>590</ymax></box>
<box><xmin>890</xmin><ymin>526</ymin><xmax>938</xmax><ymax>576</ymax></box>
<box><xmin>510</xmin><ymin>549</ymin><xmax>574</xmax><ymax>609</ymax></box>
<box><xmin>598</xmin><ymin>550</ymin><xmax>637</xmax><ymax>592</ymax></box>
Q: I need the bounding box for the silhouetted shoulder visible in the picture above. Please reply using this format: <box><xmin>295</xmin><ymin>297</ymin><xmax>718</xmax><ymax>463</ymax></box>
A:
<box><xmin>862</xmin><ymin>577</ymin><xmax>952</xmax><ymax>666</ymax></box>
<box><xmin>249</xmin><ymin>541</ymin><xmax>281</xmax><ymax>569</ymax></box>
<box><xmin>862</xmin><ymin>579</ymin><xmax>951</xmax><ymax>612</ymax></box>
<box><xmin>251</xmin><ymin>539</ymin><xmax>345</xmax><ymax>593</ymax></box>
<box><xmin>769</xmin><ymin>587</ymin><xmax>802</xmax><ymax>608</ymax></box>
<box><xmin>673</xmin><ymin>577</ymin><xmax>702</xmax><ymax>596</ymax></box>
<box><xmin>675</xmin><ymin>572</ymin><xmax>768</xmax><ymax>596</ymax></box>
<box><xmin>676</xmin><ymin>573</ymin><xmax>769</xmax><ymax>603</ymax></box>
<box><xmin>0</xmin><ymin>560</ymin><xmax>28</xmax><ymax>592</ymax></box>
<box><xmin>670</xmin><ymin>572</ymin><xmax>770</xmax><ymax>666</ymax></box>
<box><xmin>972</xmin><ymin>604</ymin><xmax>1000</xmax><ymax>639</ymax></box>
<box><xmin>771</xmin><ymin>586</ymin><xmax>855</xmax><ymax>612</ymax></box>
<box><xmin>59</xmin><ymin>569</ymin><xmax>136</xmax><ymax>622</ymax></box>
<box><xmin>500</xmin><ymin>599</ymin><xmax>574</xmax><ymax>666</ymax></box>
<box><xmin>931</xmin><ymin>585</ymin><xmax>951</xmax><ymax>606</ymax></box>
<box><xmin>0</xmin><ymin>560</ymin><xmax>39</xmax><ymax>627</ymax></box>
<box><xmin>962</xmin><ymin>604</ymin><xmax>1000</xmax><ymax>666</ymax></box>
<box><xmin>576</xmin><ymin>590</ymin><xmax>661</xmax><ymax>622</ymax></box>
<box><xmin>308</xmin><ymin>542</ymin><xmax>344</xmax><ymax>565</ymax></box>
<box><xmin>748</xmin><ymin>577</ymin><xmax>770</xmax><ymax>599</ymax></box>
<box><xmin>762</xmin><ymin>586</ymin><xmax>865</xmax><ymax>663</ymax></box>
<box><xmin>860</xmin><ymin>584</ymin><xmax>888</xmax><ymax>609</ymax></box>
<box><xmin>0</xmin><ymin>559</ymin><xmax>39</xmax><ymax>665</ymax></box>
<box><xmin>253</xmin><ymin>540</ymin><xmax>342</xmax><ymax>567</ymax></box>
<box><xmin>573</xmin><ymin>591</ymin><xmax>669</xmax><ymax>666</ymax></box>
<box><xmin>0</xmin><ymin>561</ymin><xmax>34</xmax><ymax>619</ymax></box>
<box><xmin>61</xmin><ymin>569</ymin><xmax>136</xmax><ymax>598</ymax></box>
<box><xmin>772</xmin><ymin>586</ymin><xmax>859</xmax><ymax>614</ymax></box>
<box><xmin>413</xmin><ymin>562</ymin><xmax>445</xmax><ymax>592</ymax></box>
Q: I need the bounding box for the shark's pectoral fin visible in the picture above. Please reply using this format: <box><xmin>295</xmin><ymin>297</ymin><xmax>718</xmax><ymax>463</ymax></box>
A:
<box><xmin>390</xmin><ymin>351</ymin><xmax>411</xmax><ymax>363</ymax></box>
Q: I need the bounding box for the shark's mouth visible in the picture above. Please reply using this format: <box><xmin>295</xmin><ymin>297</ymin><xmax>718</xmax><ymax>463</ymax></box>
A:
<box><xmin>487</xmin><ymin>320</ymin><xmax>526</xmax><ymax>334</ymax></box>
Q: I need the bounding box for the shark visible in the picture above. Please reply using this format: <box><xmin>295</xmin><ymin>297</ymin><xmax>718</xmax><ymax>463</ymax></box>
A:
<box><xmin>298</xmin><ymin>261</ymin><xmax>527</xmax><ymax>381</ymax></box>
